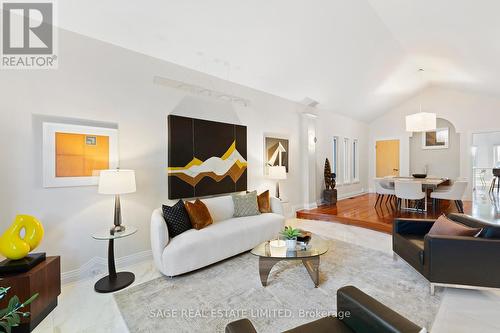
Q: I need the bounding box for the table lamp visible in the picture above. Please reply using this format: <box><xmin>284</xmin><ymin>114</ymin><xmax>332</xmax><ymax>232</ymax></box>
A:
<box><xmin>268</xmin><ymin>166</ymin><xmax>287</xmax><ymax>199</ymax></box>
<box><xmin>98</xmin><ymin>169</ymin><xmax>136</xmax><ymax>233</ymax></box>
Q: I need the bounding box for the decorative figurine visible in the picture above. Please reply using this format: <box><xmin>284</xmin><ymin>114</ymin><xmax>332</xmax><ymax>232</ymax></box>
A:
<box><xmin>0</xmin><ymin>215</ymin><xmax>44</xmax><ymax>260</ymax></box>
<box><xmin>324</xmin><ymin>158</ymin><xmax>337</xmax><ymax>190</ymax></box>
<box><xmin>323</xmin><ymin>158</ymin><xmax>338</xmax><ymax>205</ymax></box>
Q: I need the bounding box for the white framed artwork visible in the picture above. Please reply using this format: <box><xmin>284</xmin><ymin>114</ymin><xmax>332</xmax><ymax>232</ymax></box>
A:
<box><xmin>42</xmin><ymin>122</ymin><xmax>119</xmax><ymax>187</ymax></box>
<box><xmin>264</xmin><ymin>135</ymin><xmax>289</xmax><ymax>174</ymax></box>
<box><xmin>422</xmin><ymin>127</ymin><xmax>449</xmax><ymax>150</ymax></box>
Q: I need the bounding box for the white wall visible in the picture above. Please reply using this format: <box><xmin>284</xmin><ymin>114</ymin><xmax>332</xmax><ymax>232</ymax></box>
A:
<box><xmin>409</xmin><ymin>118</ymin><xmax>460</xmax><ymax>179</ymax></box>
<box><xmin>315</xmin><ymin>109</ymin><xmax>369</xmax><ymax>203</ymax></box>
<box><xmin>0</xmin><ymin>28</ymin><xmax>368</xmax><ymax>276</ymax></box>
<box><xmin>369</xmin><ymin>85</ymin><xmax>500</xmax><ymax>199</ymax></box>
<box><xmin>472</xmin><ymin>132</ymin><xmax>500</xmax><ymax>168</ymax></box>
<box><xmin>0</xmin><ymin>29</ymin><xmax>307</xmax><ymax>274</ymax></box>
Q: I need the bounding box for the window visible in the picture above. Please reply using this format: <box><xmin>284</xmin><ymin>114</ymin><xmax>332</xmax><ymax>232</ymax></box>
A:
<box><xmin>352</xmin><ymin>139</ymin><xmax>359</xmax><ymax>182</ymax></box>
<box><xmin>343</xmin><ymin>138</ymin><xmax>350</xmax><ymax>184</ymax></box>
<box><xmin>494</xmin><ymin>145</ymin><xmax>500</xmax><ymax>167</ymax></box>
<box><xmin>332</xmin><ymin>137</ymin><xmax>338</xmax><ymax>175</ymax></box>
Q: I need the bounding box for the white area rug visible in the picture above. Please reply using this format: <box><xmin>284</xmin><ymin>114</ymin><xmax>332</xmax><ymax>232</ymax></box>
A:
<box><xmin>114</xmin><ymin>237</ymin><xmax>441</xmax><ymax>333</ymax></box>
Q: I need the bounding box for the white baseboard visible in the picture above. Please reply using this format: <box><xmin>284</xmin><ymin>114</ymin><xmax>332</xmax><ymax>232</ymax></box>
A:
<box><xmin>291</xmin><ymin>202</ymin><xmax>317</xmax><ymax>214</ymax></box>
<box><xmin>61</xmin><ymin>250</ymin><xmax>152</xmax><ymax>285</ymax></box>
<box><xmin>337</xmin><ymin>189</ymin><xmax>367</xmax><ymax>200</ymax></box>
<box><xmin>292</xmin><ymin>191</ymin><xmax>368</xmax><ymax>214</ymax></box>
<box><xmin>313</xmin><ymin>189</ymin><xmax>367</xmax><ymax>206</ymax></box>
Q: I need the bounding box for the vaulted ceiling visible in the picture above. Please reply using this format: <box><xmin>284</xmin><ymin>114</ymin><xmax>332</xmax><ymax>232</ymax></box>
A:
<box><xmin>58</xmin><ymin>1</ymin><xmax>500</xmax><ymax>121</ymax></box>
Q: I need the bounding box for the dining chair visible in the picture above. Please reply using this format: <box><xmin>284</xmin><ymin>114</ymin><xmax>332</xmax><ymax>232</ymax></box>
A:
<box><xmin>374</xmin><ymin>179</ymin><xmax>396</xmax><ymax>207</ymax></box>
<box><xmin>479</xmin><ymin>169</ymin><xmax>487</xmax><ymax>189</ymax></box>
<box><xmin>395</xmin><ymin>181</ymin><xmax>426</xmax><ymax>212</ymax></box>
<box><xmin>430</xmin><ymin>180</ymin><xmax>468</xmax><ymax>213</ymax></box>
<box><xmin>490</xmin><ymin>169</ymin><xmax>500</xmax><ymax>194</ymax></box>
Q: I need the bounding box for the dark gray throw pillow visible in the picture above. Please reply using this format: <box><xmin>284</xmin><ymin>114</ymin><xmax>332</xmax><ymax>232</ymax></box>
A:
<box><xmin>162</xmin><ymin>200</ymin><xmax>192</xmax><ymax>238</ymax></box>
<box><xmin>232</xmin><ymin>191</ymin><xmax>261</xmax><ymax>217</ymax></box>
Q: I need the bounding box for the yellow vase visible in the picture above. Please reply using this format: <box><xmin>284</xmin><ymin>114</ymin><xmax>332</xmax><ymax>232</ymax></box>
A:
<box><xmin>0</xmin><ymin>215</ymin><xmax>44</xmax><ymax>260</ymax></box>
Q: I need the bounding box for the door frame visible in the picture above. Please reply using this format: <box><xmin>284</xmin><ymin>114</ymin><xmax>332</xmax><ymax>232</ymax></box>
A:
<box><xmin>470</xmin><ymin>129</ymin><xmax>500</xmax><ymax>195</ymax></box>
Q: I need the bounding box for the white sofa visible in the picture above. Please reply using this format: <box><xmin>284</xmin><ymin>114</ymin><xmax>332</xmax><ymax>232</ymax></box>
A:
<box><xmin>150</xmin><ymin>194</ymin><xmax>285</xmax><ymax>276</ymax></box>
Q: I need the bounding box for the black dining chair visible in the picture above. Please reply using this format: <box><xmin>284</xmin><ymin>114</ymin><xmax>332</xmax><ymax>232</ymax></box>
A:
<box><xmin>489</xmin><ymin>168</ymin><xmax>500</xmax><ymax>193</ymax></box>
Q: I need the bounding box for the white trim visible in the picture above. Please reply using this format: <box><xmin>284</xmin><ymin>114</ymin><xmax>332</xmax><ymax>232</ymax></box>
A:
<box><xmin>332</xmin><ymin>136</ymin><xmax>339</xmax><ymax>175</ymax></box>
<box><xmin>61</xmin><ymin>250</ymin><xmax>152</xmax><ymax>284</ymax></box>
<box><xmin>314</xmin><ymin>189</ymin><xmax>366</xmax><ymax>206</ymax></box>
<box><xmin>291</xmin><ymin>202</ymin><xmax>317</xmax><ymax>213</ymax></box>
<box><xmin>343</xmin><ymin>137</ymin><xmax>351</xmax><ymax>185</ymax></box>
<box><xmin>337</xmin><ymin>189</ymin><xmax>366</xmax><ymax>200</ymax></box>
<box><xmin>430</xmin><ymin>282</ymin><xmax>500</xmax><ymax>296</ymax></box>
<box><xmin>42</xmin><ymin>122</ymin><xmax>119</xmax><ymax>188</ymax></box>
<box><xmin>352</xmin><ymin>138</ymin><xmax>359</xmax><ymax>182</ymax></box>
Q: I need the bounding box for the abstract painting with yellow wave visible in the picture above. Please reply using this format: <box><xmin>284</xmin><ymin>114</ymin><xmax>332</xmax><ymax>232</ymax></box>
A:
<box><xmin>168</xmin><ymin>115</ymin><xmax>247</xmax><ymax>199</ymax></box>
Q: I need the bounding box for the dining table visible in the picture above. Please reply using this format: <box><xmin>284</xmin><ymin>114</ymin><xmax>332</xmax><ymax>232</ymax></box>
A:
<box><xmin>386</xmin><ymin>176</ymin><xmax>448</xmax><ymax>212</ymax></box>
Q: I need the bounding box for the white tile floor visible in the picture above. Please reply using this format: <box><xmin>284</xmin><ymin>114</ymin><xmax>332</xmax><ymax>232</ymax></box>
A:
<box><xmin>33</xmin><ymin>218</ymin><xmax>500</xmax><ymax>333</ymax></box>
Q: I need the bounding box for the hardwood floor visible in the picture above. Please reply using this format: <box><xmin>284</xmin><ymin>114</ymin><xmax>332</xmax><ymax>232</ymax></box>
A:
<box><xmin>296</xmin><ymin>193</ymin><xmax>473</xmax><ymax>234</ymax></box>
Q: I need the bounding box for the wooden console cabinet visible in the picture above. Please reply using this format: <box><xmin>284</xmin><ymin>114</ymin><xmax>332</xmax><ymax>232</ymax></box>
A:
<box><xmin>0</xmin><ymin>256</ymin><xmax>61</xmax><ymax>333</ymax></box>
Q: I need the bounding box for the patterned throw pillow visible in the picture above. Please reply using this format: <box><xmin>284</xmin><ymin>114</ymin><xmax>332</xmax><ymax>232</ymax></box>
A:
<box><xmin>232</xmin><ymin>191</ymin><xmax>261</xmax><ymax>217</ymax></box>
<box><xmin>162</xmin><ymin>200</ymin><xmax>192</xmax><ymax>237</ymax></box>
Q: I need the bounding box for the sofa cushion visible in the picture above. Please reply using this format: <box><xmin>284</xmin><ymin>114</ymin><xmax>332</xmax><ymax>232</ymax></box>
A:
<box><xmin>393</xmin><ymin>233</ymin><xmax>425</xmax><ymax>274</ymax></box>
<box><xmin>479</xmin><ymin>227</ymin><xmax>500</xmax><ymax>239</ymax></box>
<box><xmin>201</xmin><ymin>195</ymin><xmax>234</xmax><ymax>222</ymax></box>
<box><xmin>232</xmin><ymin>191</ymin><xmax>261</xmax><ymax>217</ymax></box>
<box><xmin>257</xmin><ymin>190</ymin><xmax>272</xmax><ymax>213</ymax></box>
<box><xmin>161</xmin><ymin>213</ymin><xmax>284</xmax><ymax>275</ymax></box>
<box><xmin>284</xmin><ymin>317</ymin><xmax>354</xmax><ymax>333</ymax></box>
<box><xmin>404</xmin><ymin>235</ymin><xmax>425</xmax><ymax>250</ymax></box>
<box><xmin>428</xmin><ymin>215</ymin><xmax>482</xmax><ymax>237</ymax></box>
<box><xmin>162</xmin><ymin>200</ymin><xmax>192</xmax><ymax>238</ymax></box>
<box><xmin>185</xmin><ymin>199</ymin><xmax>213</xmax><ymax>230</ymax></box>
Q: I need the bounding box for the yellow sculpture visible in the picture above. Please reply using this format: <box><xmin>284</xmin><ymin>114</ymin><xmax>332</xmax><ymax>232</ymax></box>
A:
<box><xmin>0</xmin><ymin>215</ymin><xmax>44</xmax><ymax>260</ymax></box>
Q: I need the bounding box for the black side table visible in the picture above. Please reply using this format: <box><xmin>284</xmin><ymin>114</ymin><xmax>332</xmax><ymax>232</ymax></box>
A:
<box><xmin>92</xmin><ymin>226</ymin><xmax>137</xmax><ymax>293</ymax></box>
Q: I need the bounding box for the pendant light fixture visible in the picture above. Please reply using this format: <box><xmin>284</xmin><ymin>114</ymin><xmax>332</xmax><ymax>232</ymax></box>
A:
<box><xmin>405</xmin><ymin>69</ymin><xmax>437</xmax><ymax>132</ymax></box>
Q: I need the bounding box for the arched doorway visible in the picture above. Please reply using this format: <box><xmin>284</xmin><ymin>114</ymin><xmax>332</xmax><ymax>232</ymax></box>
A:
<box><xmin>409</xmin><ymin>118</ymin><xmax>460</xmax><ymax>179</ymax></box>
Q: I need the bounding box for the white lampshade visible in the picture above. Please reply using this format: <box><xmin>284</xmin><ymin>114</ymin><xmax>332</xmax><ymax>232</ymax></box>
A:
<box><xmin>98</xmin><ymin>169</ymin><xmax>136</xmax><ymax>195</ymax></box>
<box><xmin>405</xmin><ymin>112</ymin><xmax>436</xmax><ymax>132</ymax></box>
<box><xmin>268</xmin><ymin>166</ymin><xmax>287</xmax><ymax>180</ymax></box>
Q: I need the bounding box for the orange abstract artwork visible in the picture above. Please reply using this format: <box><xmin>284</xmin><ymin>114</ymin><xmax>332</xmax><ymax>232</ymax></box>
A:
<box><xmin>55</xmin><ymin>132</ymin><xmax>109</xmax><ymax>177</ymax></box>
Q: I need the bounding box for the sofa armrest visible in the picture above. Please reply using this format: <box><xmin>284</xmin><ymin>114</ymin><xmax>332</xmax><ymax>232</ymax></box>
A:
<box><xmin>225</xmin><ymin>319</ymin><xmax>257</xmax><ymax>333</ymax></box>
<box><xmin>425</xmin><ymin>234</ymin><xmax>500</xmax><ymax>287</ymax></box>
<box><xmin>151</xmin><ymin>209</ymin><xmax>169</xmax><ymax>274</ymax></box>
<box><xmin>393</xmin><ymin>218</ymin><xmax>435</xmax><ymax>235</ymax></box>
<box><xmin>270</xmin><ymin>196</ymin><xmax>284</xmax><ymax>216</ymax></box>
<box><xmin>337</xmin><ymin>286</ymin><xmax>422</xmax><ymax>333</ymax></box>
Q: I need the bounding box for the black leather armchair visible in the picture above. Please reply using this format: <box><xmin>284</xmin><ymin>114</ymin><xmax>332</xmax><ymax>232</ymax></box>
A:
<box><xmin>225</xmin><ymin>286</ymin><xmax>422</xmax><ymax>333</ymax></box>
<box><xmin>393</xmin><ymin>213</ymin><xmax>500</xmax><ymax>294</ymax></box>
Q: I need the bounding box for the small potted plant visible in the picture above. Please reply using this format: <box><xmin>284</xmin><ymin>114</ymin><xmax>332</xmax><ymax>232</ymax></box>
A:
<box><xmin>281</xmin><ymin>226</ymin><xmax>300</xmax><ymax>250</ymax></box>
<box><xmin>1</xmin><ymin>286</ymin><xmax>38</xmax><ymax>333</ymax></box>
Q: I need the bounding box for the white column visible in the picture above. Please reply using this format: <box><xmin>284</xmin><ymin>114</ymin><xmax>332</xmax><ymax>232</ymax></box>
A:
<box><xmin>300</xmin><ymin>111</ymin><xmax>318</xmax><ymax>209</ymax></box>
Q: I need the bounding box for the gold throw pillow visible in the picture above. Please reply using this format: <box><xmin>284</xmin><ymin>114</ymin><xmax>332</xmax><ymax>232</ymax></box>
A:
<box><xmin>184</xmin><ymin>199</ymin><xmax>213</xmax><ymax>230</ymax></box>
<box><xmin>257</xmin><ymin>190</ymin><xmax>272</xmax><ymax>213</ymax></box>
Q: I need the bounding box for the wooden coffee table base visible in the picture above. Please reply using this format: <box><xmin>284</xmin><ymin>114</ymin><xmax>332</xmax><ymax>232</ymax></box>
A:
<box><xmin>259</xmin><ymin>256</ymin><xmax>320</xmax><ymax>287</ymax></box>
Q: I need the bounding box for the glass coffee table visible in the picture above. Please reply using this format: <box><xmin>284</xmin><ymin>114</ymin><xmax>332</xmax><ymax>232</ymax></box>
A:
<box><xmin>251</xmin><ymin>234</ymin><xmax>329</xmax><ymax>288</ymax></box>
